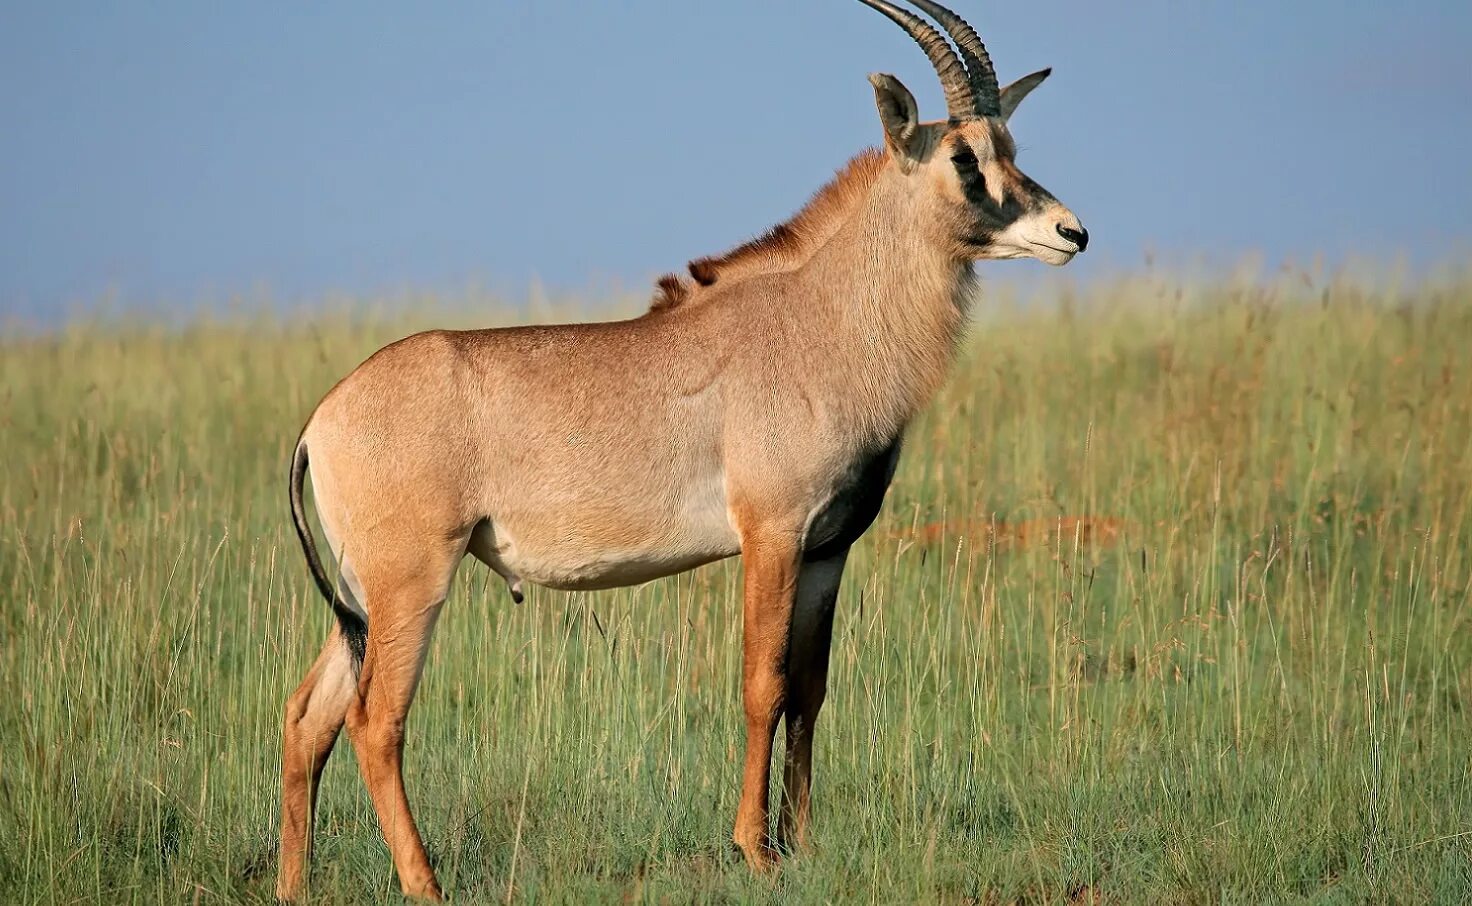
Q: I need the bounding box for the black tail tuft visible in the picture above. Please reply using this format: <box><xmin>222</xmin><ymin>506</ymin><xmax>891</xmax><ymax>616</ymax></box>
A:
<box><xmin>290</xmin><ymin>440</ymin><xmax>367</xmax><ymax>667</ymax></box>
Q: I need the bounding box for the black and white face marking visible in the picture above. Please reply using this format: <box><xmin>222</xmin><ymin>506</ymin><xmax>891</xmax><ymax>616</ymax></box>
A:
<box><xmin>945</xmin><ymin>122</ymin><xmax>1087</xmax><ymax>266</ymax></box>
<box><xmin>951</xmin><ymin>140</ymin><xmax>1025</xmax><ymax>247</ymax></box>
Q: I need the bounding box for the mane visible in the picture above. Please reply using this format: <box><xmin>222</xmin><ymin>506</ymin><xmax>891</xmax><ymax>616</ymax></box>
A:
<box><xmin>649</xmin><ymin>148</ymin><xmax>888</xmax><ymax>311</ymax></box>
<box><xmin>647</xmin><ymin>274</ymin><xmax>691</xmax><ymax>312</ymax></box>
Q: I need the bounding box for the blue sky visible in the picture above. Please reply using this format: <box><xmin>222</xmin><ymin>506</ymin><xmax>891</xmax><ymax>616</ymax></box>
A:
<box><xmin>2</xmin><ymin>1</ymin><xmax>1470</xmax><ymax>319</ymax></box>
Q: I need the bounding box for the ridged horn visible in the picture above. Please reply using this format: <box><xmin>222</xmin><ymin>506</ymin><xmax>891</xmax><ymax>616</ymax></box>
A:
<box><xmin>855</xmin><ymin>0</ymin><xmax>977</xmax><ymax>122</ymax></box>
<box><xmin>902</xmin><ymin>0</ymin><xmax>1002</xmax><ymax>117</ymax></box>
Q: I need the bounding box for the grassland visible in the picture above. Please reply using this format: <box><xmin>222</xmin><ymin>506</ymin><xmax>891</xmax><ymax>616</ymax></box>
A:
<box><xmin>4</xmin><ymin>270</ymin><xmax>1472</xmax><ymax>904</ymax></box>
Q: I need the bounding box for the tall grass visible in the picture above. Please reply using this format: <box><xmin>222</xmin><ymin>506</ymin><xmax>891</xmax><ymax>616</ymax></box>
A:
<box><xmin>4</xmin><ymin>271</ymin><xmax>1472</xmax><ymax>903</ymax></box>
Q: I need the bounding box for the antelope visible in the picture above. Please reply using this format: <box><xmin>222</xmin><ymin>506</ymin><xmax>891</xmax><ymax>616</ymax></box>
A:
<box><xmin>277</xmin><ymin>0</ymin><xmax>1087</xmax><ymax>899</ymax></box>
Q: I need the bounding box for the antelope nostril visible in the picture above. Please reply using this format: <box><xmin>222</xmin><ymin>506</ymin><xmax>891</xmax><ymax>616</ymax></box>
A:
<box><xmin>1056</xmin><ymin>223</ymin><xmax>1088</xmax><ymax>252</ymax></box>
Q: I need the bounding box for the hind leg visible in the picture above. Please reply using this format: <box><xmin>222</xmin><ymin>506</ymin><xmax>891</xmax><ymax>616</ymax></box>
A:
<box><xmin>278</xmin><ymin>621</ymin><xmax>360</xmax><ymax>900</ymax></box>
<box><xmin>278</xmin><ymin>518</ymin><xmax>370</xmax><ymax>901</ymax></box>
<box><xmin>343</xmin><ymin>541</ymin><xmax>463</xmax><ymax>901</ymax></box>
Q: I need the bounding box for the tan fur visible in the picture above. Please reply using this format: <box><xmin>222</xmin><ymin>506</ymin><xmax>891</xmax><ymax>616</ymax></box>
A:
<box><xmin>278</xmin><ymin>21</ymin><xmax>1085</xmax><ymax>902</ymax></box>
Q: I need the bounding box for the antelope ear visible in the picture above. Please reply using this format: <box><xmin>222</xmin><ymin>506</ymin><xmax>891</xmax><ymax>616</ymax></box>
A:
<box><xmin>999</xmin><ymin>67</ymin><xmax>1051</xmax><ymax>121</ymax></box>
<box><xmin>869</xmin><ymin>73</ymin><xmax>920</xmax><ymax>171</ymax></box>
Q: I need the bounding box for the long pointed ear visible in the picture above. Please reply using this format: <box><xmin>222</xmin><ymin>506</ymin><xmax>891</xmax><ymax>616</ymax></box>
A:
<box><xmin>999</xmin><ymin>67</ymin><xmax>1051</xmax><ymax>121</ymax></box>
<box><xmin>869</xmin><ymin>73</ymin><xmax>921</xmax><ymax>172</ymax></box>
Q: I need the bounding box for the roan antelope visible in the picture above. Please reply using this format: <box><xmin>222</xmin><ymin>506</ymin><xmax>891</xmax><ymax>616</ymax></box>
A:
<box><xmin>277</xmin><ymin>1</ymin><xmax>1087</xmax><ymax>899</ymax></box>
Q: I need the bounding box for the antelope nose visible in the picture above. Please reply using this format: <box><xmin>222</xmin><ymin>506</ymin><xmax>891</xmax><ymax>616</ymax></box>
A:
<box><xmin>1056</xmin><ymin>223</ymin><xmax>1089</xmax><ymax>252</ymax></box>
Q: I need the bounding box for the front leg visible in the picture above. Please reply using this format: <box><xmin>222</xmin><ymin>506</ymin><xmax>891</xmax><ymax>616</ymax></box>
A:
<box><xmin>732</xmin><ymin>528</ymin><xmax>802</xmax><ymax>870</ymax></box>
<box><xmin>777</xmin><ymin>549</ymin><xmax>848</xmax><ymax>853</ymax></box>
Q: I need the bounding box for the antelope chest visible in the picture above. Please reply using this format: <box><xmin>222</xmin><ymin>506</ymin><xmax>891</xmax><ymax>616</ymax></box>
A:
<box><xmin>803</xmin><ymin>437</ymin><xmax>903</xmax><ymax>562</ymax></box>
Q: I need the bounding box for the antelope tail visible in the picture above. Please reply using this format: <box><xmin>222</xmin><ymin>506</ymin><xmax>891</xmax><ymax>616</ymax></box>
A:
<box><xmin>289</xmin><ymin>440</ymin><xmax>367</xmax><ymax>667</ymax></box>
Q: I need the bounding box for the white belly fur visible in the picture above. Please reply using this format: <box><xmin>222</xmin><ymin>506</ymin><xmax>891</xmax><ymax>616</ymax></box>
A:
<box><xmin>466</xmin><ymin>476</ymin><xmax>740</xmax><ymax>592</ymax></box>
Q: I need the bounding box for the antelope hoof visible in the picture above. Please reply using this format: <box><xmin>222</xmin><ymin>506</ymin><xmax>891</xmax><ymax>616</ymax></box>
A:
<box><xmin>734</xmin><ymin>837</ymin><xmax>781</xmax><ymax>873</ymax></box>
<box><xmin>401</xmin><ymin>877</ymin><xmax>445</xmax><ymax>902</ymax></box>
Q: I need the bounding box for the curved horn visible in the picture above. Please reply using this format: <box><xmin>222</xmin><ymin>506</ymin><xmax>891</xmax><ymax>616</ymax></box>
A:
<box><xmin>856</xmin><ymin>0</ymin><xmax>976</xmax><ymax>122</ymax></box>
<box><xmin>903</xmin><ymin>0</ymin><xmax>1002</xmax><ymax>117</ymax></box>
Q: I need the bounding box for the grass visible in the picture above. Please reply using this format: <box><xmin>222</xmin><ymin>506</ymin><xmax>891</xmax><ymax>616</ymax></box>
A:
<box><xmin>4</xmin><ymin>269</ymin><xmax>1472</xmax><ymax>903</ymax></box>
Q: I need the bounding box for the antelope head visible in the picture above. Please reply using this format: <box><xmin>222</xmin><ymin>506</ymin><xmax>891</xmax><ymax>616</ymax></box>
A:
<box><xmin>859</xmin><ymin>0</ymin><xmax>1087</xmax><ymax>266</ymax></box>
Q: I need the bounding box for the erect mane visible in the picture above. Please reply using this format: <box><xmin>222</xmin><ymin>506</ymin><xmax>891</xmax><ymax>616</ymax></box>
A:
<box><xmin>649</xmin><ymin>149</ymin><xmax>888</xmax><ymax>311</ymax></box>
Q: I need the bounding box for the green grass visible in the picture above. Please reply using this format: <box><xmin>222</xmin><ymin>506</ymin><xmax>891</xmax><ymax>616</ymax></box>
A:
<box><xmin>5</xmin><ymin>271</ymin><xmax>1472</xmax><ymax>904</ymax></box>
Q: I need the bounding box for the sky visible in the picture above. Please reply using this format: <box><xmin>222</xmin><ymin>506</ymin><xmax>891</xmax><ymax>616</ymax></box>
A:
<box><xmin>2</xmin><ymin>1</ymin><xmax>1470</xmax><ymax>320</ymax></box>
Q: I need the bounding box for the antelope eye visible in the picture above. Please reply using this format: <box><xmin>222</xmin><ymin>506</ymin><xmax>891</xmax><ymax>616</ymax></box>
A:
<box><xmin>951</xmin><ymin>147</ymin><xmax>984</xmax><ymax>193</ymax></box>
